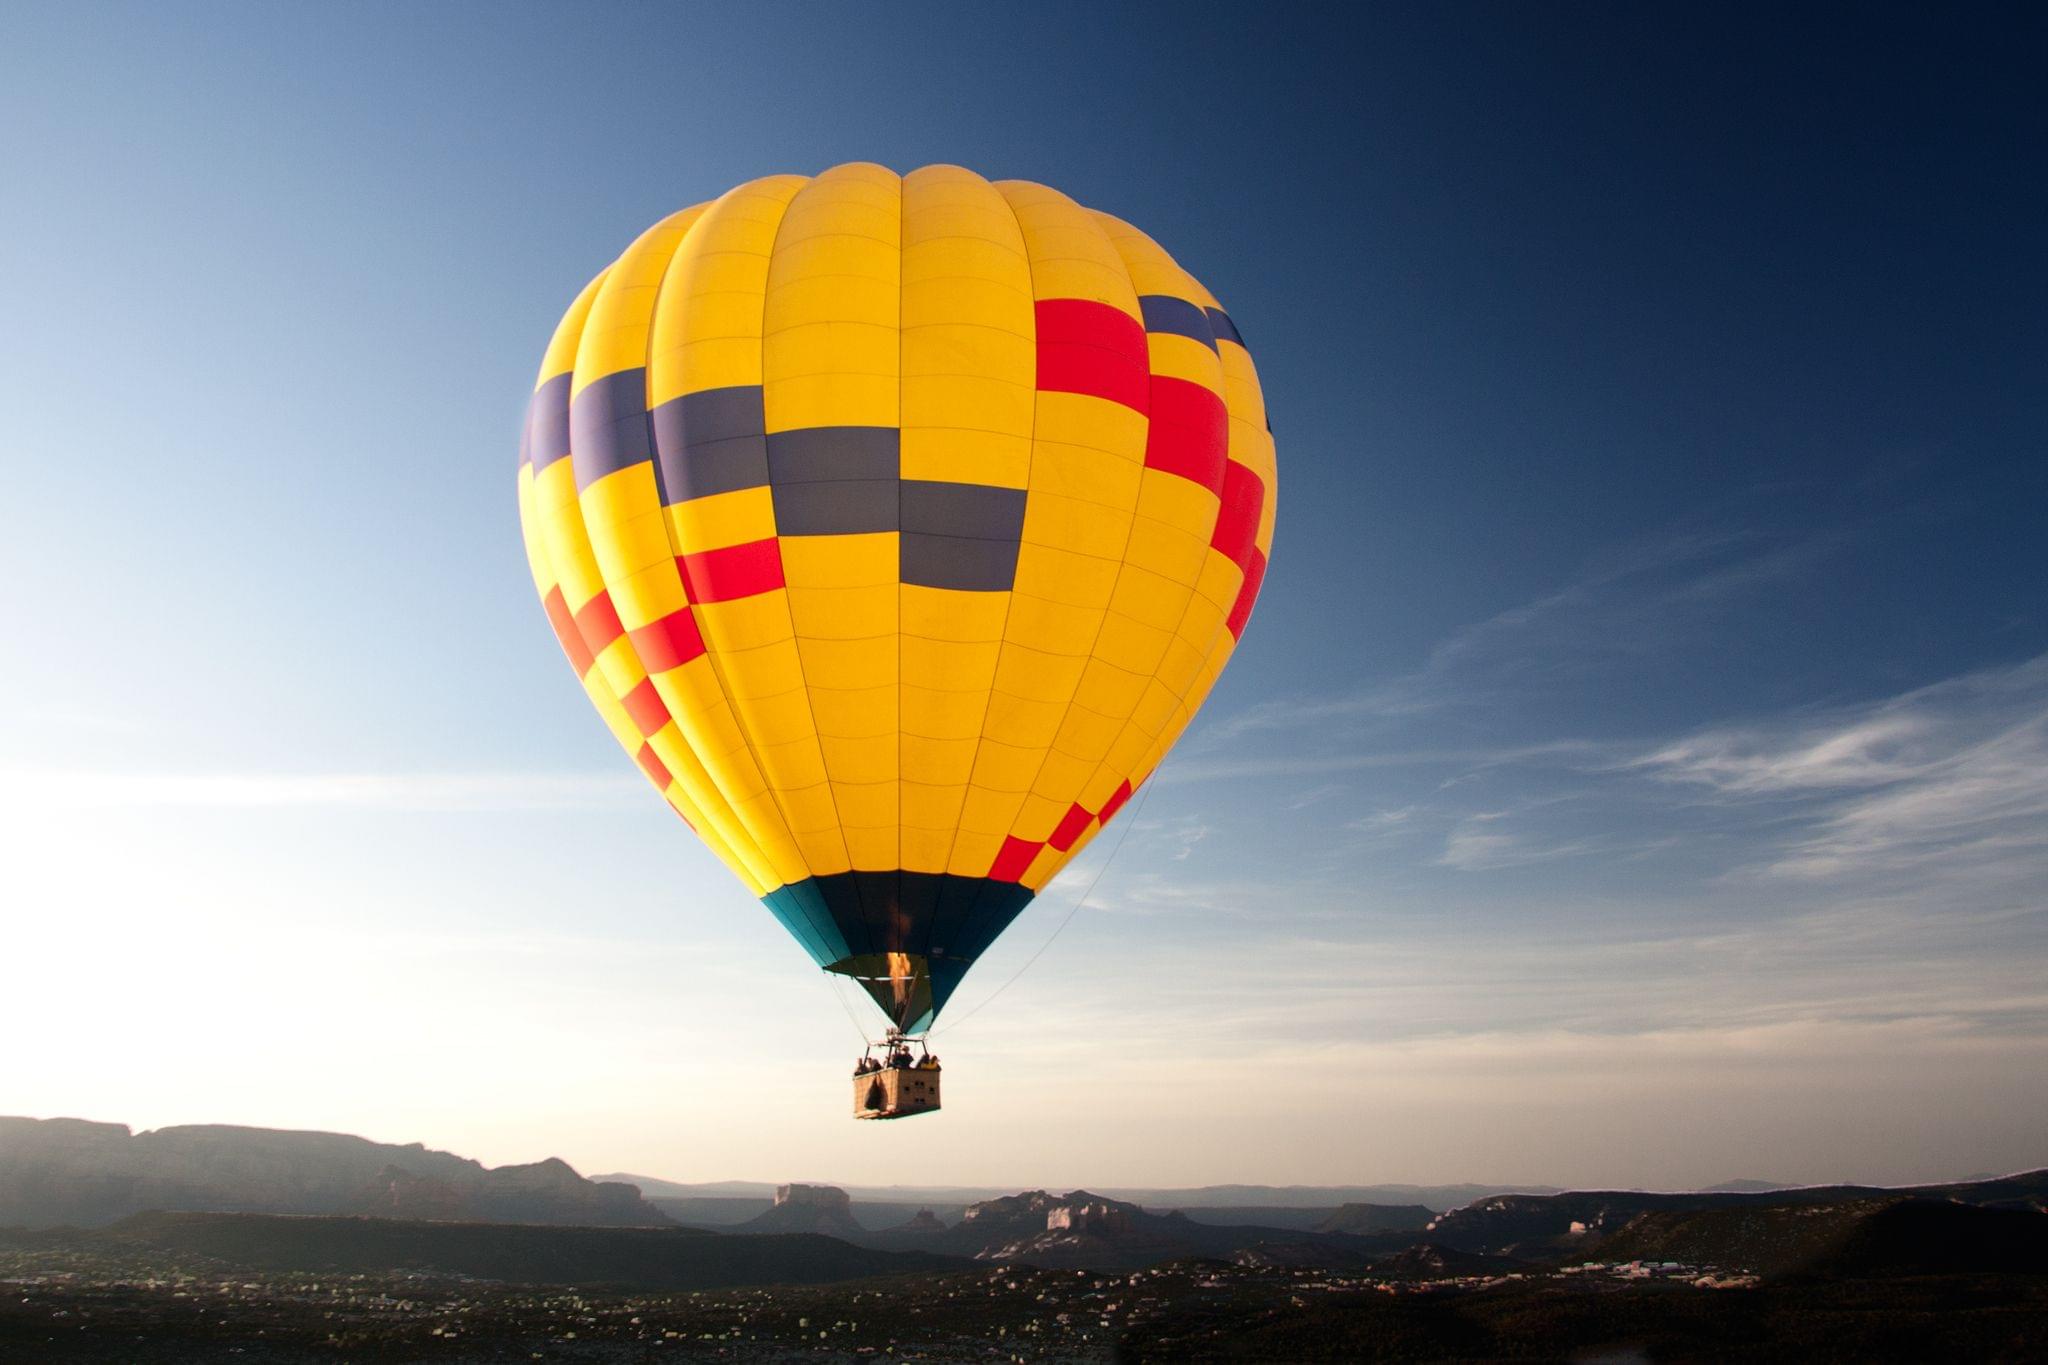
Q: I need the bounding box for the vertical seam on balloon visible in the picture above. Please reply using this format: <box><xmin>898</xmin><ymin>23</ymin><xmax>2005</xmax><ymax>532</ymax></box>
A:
<box><xmin>833</xmin><ymin>171</ymin><xmax>897</xmax><ymax>962</ymax></box>
<box><xmin>925</xmin><ymin>179</ymin><xmax>1056</xmax><ymax>949</ymax></box>
<box><xmin>1083</xmin><ymin>217</ymin><xmax>1237</xmax><ymax>828</ymax></box>
<box><xmin>566</xmin><ymin>215</ymin><xmax>780</xmax><ymax>895</ymax></box>
<box><xmin>755</xmin><ymin>172</ymin><xmax>860</xmax><ymax>924</ymax></box>
<box><xmin>888</xmin><ymin>170</ymin><xmax>905</xmax><ymax>961</ymax></box>
<box><xmin>644</xmin><ymin>186</ymin><xmax>819</xmax><ymax>900</ymax></box>
<box><xmin>523</xmin><ymin>275</ymin><xmax>760</xmax><ymax>894</ymax></box>
<box><xmin>929</xmin><ymin>175</ymin><xmax>1040</xmax><ymax>888</ymax></box>
<box><xmin>1085</xmin><ymin>237</ymin><xmax>1228</xmax><ymax>812</ymax></box>
<box><xmin>970</xmin><ymin>188</ymin><xmax>1155</xmax><ymax>895</ymax></box>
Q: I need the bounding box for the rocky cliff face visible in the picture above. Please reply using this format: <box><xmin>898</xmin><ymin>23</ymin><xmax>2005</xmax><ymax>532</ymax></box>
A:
<box><xmin>1045</xmin><ymin>1201</ymin><xmax>1131</xmax><ymax>1235</ymax></box>
<box><xmin>963</xmin><ymin>1191</ymin><xmax>1207</xmax><ymax>1270</ymax></box>
<box><xmin>958</xmin><ymin>1189</ymin><xmax>1110</xmax><ymax>1235</ymax></box>
<box><xmin>0</xmin><ymin>1117</ymin><xmax>671</xmax><ymax>1229</ymax></box>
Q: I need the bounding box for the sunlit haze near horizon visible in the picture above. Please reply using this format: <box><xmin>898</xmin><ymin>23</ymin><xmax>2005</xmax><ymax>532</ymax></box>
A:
<box><xmin>3</xmin><ymin>3</ymin><xmax>2044</xmax><ymax>1193</ymax></box>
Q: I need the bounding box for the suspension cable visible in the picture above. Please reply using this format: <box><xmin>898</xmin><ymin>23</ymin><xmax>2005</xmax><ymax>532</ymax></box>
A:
<box><xmin>823</xmin><ymin>970</ymin><xmax>877</xmax><ymax>1046</ymax></box>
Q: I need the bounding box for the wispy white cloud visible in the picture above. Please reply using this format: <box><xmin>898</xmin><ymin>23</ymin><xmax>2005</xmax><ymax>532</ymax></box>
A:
<box><xmin>1434</xmin><ymin>813</ymin><xmax>1600</xmax><ymax>871</ymax></box>
<box><xmin>1162</xmin><ymin>740</ymin><xmax>1605</xmax><ymax>784</ymax></box>
<box><xmin>973</xmin><ymin>890</ymin><xmax>2048</xmax><ymax>1063</ymax></box>
<box><xmin>1633</xmin><ymin>654</ymin><xmax>2048</xmax><ymax>881</ymax></box>
<box><xmin>1165</xmin><ymin>819</ymin><xmax>1210</xmax><ymax>862</ymax></box>
<box><xmin>1185</xmin><ymin>522</ymin><xmax>1838</xmax><ymax>776</ymax></box>
<box><xmin>1345</xmin><ymin>804</ymin><xmax>1416</xmax><ymax>833</ymax></box>
<box><xmin>1409</xmin><ymin>525</ymin><xmax>1770</xmax><ymax>680</ymax></box>
<box><xmin>1196</xmin><ymin>682</ymin><xmax>1443</xmax><ymax>746</ymax></box>
<box><xmin>0</xmin><ymin>768</ymin><xmax>645</xmax><ymax>812</ymax></box>
<box><xmin>1167</xmin><ymin>481</ymin><xmax>2045</xmax><ymax>910</ymax></box>
<box><xmin>1634</xmin><ymin>713</ymin><xmax>1934</xmax><ymax>793</ymax></box>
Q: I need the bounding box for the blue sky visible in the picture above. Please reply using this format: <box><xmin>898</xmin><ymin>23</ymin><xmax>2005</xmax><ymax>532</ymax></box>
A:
<box><xmin>3</xmin><ymin>3</ymin><xmax>2043</xmax><ymax>1189</ymax></box>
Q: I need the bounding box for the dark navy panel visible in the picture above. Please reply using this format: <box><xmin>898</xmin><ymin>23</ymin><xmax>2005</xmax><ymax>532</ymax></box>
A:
<box><xmin>899</xmin><ymin>481</ymin><xmax>1027</xmax><ymax>540</ymax></box>
<box><xmin>898</xmin><ymin>481</ymin><xmax>1027</xmax><ymax>590</ymax></box>
<box><xmin>668</xmin><ymin>384</ymin><xmax>766</xmax><ymax>443</ymax></box>
<box><xmin>1139</xmin><ymin>294</ymin><xmax>1219</xmax><ymax>352</ymax></box>
<box><xmin>772</xmin><ymin>869</ymin><xmax>1037</xmax><ymax>1028</ymax></box>
<box><xmin>925</xmin><ymin>874</ymin><xmax>996</xmax><ymax>964</ymax></box>
<box><xmin>901</xmin><ymin>532</ymin><xmax>1021</xmax><ymax>592</ymax></box>
<box><xmin>767</xmin><ymin>871</ymin><xmax>1036</xmax><ymax>968</ymax></box>
<box><xmin>651</xmin><ymin>385</ymin><xmax>770</xmax><ymax>501</ymax></box>
<box><xmin>766</xmin><ymin>426</ymin><xmax>900</xmax><ymax>483</ymax></box>
<box><xmin>946</xmin><ymin>880</ymin><xmax>1036</xmax><ymax>963</ymax></box>
<box><xmin>525</xmin><ymin>372</ymin><xmax>574</xmax><ymax>474</ymax></box>
<box><xmin>853</xmin><ymin>868</ymin><xmax>902</xmax><ymax>966</ymax></box>
<box><xmin>658</xmin><ymin>433</ymin><xmax>770</xmax><ymax>503</ymax></box>
<box><xmin>1206</xmin><ymin>307</ymin><xmax>1245</xmax><ymax>349</ymax></box>
<box><xmin>923</xmin><ymin>957</ymin><xmax>972</xmax><ymax>1028</ymax></box>
<box><xmin>569</xmin><ymin>368</ymin><xmax>654</xmax><ymax>491</ymax></box>
<box><xmin>897</xmin><ymin>872</ymin><xmax>944</xmax><ymax>956</ymax></box>
<box><xmin>772</xmin><ymin>479</ymin><xmax>900</xmax><ymax>535</ymax></box>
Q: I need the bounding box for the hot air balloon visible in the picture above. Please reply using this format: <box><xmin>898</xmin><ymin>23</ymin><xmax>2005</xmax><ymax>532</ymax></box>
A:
<box><xmin>515</xmin><ymin>163</ymin><xmax>1275</xmax><ymax>1116</ymax></box>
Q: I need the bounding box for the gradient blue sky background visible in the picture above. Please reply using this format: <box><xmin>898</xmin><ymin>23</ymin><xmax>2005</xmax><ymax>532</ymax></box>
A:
<box><xmin>4</xmin><ymin>2</ymin><xmax>2044</xmax><ymax>1190</ymax></box>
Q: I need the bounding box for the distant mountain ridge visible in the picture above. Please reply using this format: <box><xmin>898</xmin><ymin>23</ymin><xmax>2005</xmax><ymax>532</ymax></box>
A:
<box><xmin>0</xmin><ymin>1117</ymin><xmax>669</xmax><ymax>1230</ymax></box>
<box><xmin>598</xmin><ymin>1172</ymin><xmax>1561</xmax><ymax>1213</ymax></box>
<box><xmin>15</xmin><ymin>1115</ymin><xmax>2038</xmax><ymax>1282</ymax></box>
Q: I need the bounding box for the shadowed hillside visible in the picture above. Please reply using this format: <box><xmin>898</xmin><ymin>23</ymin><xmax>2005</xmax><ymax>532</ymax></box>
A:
<box><xmin>101</xmin><ymin>1210</ymin><xmax>973</xmax><ymax>1291</ymax></box>
<box><xmin>4</xmin><ymin>1199</ymin><xmax>2044</xmax><ymax>1361</ymax></box>
<box><xmin>1115</xmin><ymin>1271</ymin><xmax>2048</xmax><ymax>1363</ymax></box>
<box><xmin>1423</xmin><ymin>1169</ymin><xmax>2048</xmax><ymax>1255</ymax></box>
<box><xmin>1590</xmin><ymin>1197</ymin><xmax>2048</xmax><ymax>1280</ymax></box>
<box><xmin>1315</xmin><ymin>1203</ymin><xmax>1436</xmax><ymax>1235</ymax></box>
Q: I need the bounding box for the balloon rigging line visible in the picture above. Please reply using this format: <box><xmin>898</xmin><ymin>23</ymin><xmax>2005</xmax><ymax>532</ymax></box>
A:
<box><xmin>930</xmin><ymin>775</ymin><xmax>1161</xmax><ymax>1039</ymax></box>
<box><xmin>823</xmin><ymin>971</ymin><xmax>876</xmax><ymax>1045</ymax></box>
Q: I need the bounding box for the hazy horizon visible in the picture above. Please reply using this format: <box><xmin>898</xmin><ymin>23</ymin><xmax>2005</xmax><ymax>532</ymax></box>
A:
<box><xmin>10</xmin><ymin>1108</ymin><xmax>2039</xmax><ymax>1203</ymax></box>
<box><xmin>7</xmin><ymin>1108</ymin><xmax>2036</xmax><ymax>1200</ymax></box>
<box><xmin>5</xmin><ymin>4</ymin><xmax>2043</xmax><ymax>1192</ymax></box>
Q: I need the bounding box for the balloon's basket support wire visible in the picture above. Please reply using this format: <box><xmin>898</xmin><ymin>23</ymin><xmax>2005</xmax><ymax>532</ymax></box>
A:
<box><xmin>851</xmin><ymin>1029</ymin><xmax>941</xmax><ymax>1120</ymax></box>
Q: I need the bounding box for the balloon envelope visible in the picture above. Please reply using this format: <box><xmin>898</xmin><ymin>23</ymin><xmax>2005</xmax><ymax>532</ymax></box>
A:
<box><xmin>516</xmin><ymin>163</ymin><xmax>1275</xmax><ymax>1031</ymax></box>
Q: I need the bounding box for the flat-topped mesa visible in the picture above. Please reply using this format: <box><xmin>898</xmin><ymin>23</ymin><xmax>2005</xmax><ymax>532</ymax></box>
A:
<box><xmin>744</xmin><ymin>1183</ymin><xmax>866</xmax><ymax>1238</ymax></box>
<box><xmin>959</xmin><ymin>1189</ymin><xmax>1137</xmax><ymax>1236</ymax></box>
<box><xmin>774</xmin><ymin>1183</ymin><xmax>852</xmax><ymax>1211</ymax></box>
